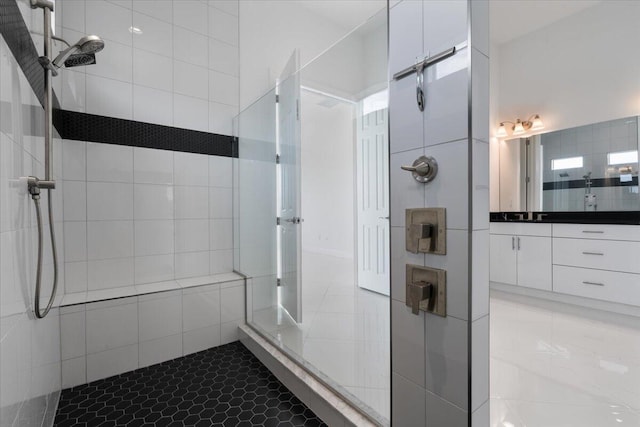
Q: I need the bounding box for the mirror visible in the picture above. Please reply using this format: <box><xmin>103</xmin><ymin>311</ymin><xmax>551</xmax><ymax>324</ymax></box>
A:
<box><xmin>490</xmin><ymin>1</ymin><xmax>640</xmax><ymax>213</ymax></box>
<box><xmin>498</xmin><ymin>116</ymin><xmax>640</xmax><ymax>212</ymax></box>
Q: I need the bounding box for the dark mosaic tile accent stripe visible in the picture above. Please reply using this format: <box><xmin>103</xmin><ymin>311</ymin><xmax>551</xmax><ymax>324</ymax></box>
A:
<box><xmin>0</xmin><ymin>0</ymin><xmax>61</xmax><ymax>109</ymax></box>
<box><xmin>0</xmin><ymin>0</ymin><xmax>234</xmax><ymax>157</ymax></box>
<box><xmin>53</xmin><ymin>109</ymin><xmax>237</xmax><ymax>157</ymax></box>
<box><xmin>53</xmin><ymin>342</ymin><xmax>327</xmax><ymax>427</ymax></box>
<box><xmin>490</xmin><ymin>211</ymin><xmax>640</xmax><ymax>225</ymax></box>
<box><xmin>543</xmin><ymin>176</ymin><xmax>639</xmax><ymax>190</ymax></box>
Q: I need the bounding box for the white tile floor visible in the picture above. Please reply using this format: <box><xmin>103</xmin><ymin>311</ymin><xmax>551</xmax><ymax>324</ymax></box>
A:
<box><xmin>490</xmin><ymin>290</ymin><xmax>640</xmax><ymax>427</ymax></box>
<box><xmin>249</xmin><ymin>253</ymin><xmax>640</xmax><ymax>426</ymax></box>
<box><xmin>250</xmin><ymin>252</ymin><xmax>391</xmax><ymax>422</ymax></box>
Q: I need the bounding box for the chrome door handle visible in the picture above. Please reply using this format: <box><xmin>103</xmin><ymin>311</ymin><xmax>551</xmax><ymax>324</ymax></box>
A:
<box><xmin>517</xmin><ymin>237</ymin><xmax>521</xmax><ymax>250</ymax></box>
<box><xmin>582</xmin><ymin>251</ymin><xmax>604</xmax><ymax>256</ymax></box>
<box><xmin>379</xmin><ymin>216</ymin><xmax>390</xmax><ymax>220</ymax></box>
<box><xmin>582</xmin><ymin>230</ymin><xmax>604</xmax><ymax>234</ymax></box>
<box><xmin>512</xmin><ymin>236</ymin><xmax>515</xmax><ymax>250</ymax></box>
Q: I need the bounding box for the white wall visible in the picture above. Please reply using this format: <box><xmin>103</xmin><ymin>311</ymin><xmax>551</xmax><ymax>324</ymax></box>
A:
<box><xmin>363</xmin><ymin>18</ymin><xmax>388</xmax><ymax>94</ymax></box>
<box><xmin>489</xmin><ymin>42</ymin><xmax>500</xmax><ymax>211</ymax></box>
<box><xmin>61</xmin><ymin>141</ymin><xmax>234</xmax><ymax>294</ymax></box>
<box><xmin>52</xmin><ymin>0</ymin><xmax>238</xmax><ymax>292</ymax></box>
<box><xmin>300</xmin><ymin>91</ymin><xmax>355</xmax><ymax>259</ymax></box>
<box><xmin>490</xmin><ymin>1</ymin><xmax>640</xmax><ymax>210</ymax></box>
<box><xmin>494</xmin><ymin>1</ymin><xmax>640</xmax><ymax>136</ymax></box>
<box><xmin>57</xmin><ymin>0</ymin><xmax>239</xmax><ymax>135</ymax></box>
<box><xmin>300</xmin><ymin>10</ymin><xmax>387</xmax><ymax>101</ymax></box>
<box><xmin>238</xmin><ymin>0</ymin><xmax>384</xmax><ymax>109</ymax></box>
<box><xmin>297</xmin><ymin>10</ymin><xmax>387</xmax><ymax>260</ymax></box>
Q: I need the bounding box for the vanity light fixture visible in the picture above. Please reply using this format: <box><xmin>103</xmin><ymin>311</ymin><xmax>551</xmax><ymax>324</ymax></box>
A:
<box><xmin>496</xmin><ymin>114</ymin><xmax>544</xmax><ymax>137</ymax></box>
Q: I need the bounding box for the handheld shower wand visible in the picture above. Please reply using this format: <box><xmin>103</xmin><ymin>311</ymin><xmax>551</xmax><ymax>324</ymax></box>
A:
<box><xmin>27</xmin><ymin>0</ymin><xmax>105</xmax><ymax>318</ymax></box>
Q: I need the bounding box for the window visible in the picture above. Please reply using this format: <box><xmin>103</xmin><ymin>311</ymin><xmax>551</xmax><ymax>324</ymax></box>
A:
<box><xmin>551</xmin><ymin>156</ymin><xmax>583</xmax><ymax>170</ymax></box>
<box><xmin>607</xmin><ymin>150</ymin><xmax>638</xmax><ymax>165</ymax></box>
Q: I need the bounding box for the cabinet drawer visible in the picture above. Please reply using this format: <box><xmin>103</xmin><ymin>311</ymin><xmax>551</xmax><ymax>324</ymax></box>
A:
<box><xmin>553</xmin><ymin>223</ymin><xmax>640</xmax><ymax>241</ymax></box>
<box><xmin>553</xmin><ymin>238</ymin><xmax>640</xmax><ymax>274</ymax></box>
<box><xmin>553</xmin><ymin>265</ymin><xmax>640</xmax><ymax>306</ymax></box>
<box><xmin>490</xmin><ymin>222</ymin><xmax>551</xmax><ymax>237</ymax></box>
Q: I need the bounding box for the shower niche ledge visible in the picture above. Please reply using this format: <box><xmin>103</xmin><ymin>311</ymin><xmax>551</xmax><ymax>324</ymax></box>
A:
<box><xmin>59</xmin><ymin>272</ymin><xmax>247</xmax><ymax>388</ymax></box>
<box><xmin>60</xmin><ymin>272</ymin><xmax>245</xmax><ymax>307</ymax></box>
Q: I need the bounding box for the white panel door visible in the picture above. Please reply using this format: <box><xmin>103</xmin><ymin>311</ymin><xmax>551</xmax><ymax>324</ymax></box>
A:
<box><xmin>357</xmin><ymin>107</ymin><xmax>390</xmax><ymax>295</ymax></box>
<box><xmin>277</xmin><ymin>50</ymin><xmax>302</xmax><ymax>322</ymax></box>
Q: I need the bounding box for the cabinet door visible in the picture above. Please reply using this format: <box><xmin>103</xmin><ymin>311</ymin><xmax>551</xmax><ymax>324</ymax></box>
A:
<box><xmin>490</xmin><ymin>234</ymin><xmax>517</xmax><ymax>285</ymax></box>
<box><xmin>517</xmin><ymin>235</ymin><xmax>552</xmax><ymax>290</ymax></box>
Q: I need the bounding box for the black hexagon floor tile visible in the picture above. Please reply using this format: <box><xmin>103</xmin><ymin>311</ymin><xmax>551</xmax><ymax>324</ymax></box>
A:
<box><xmin>54</xmin><ymin>342</ymin><xmax>328</xmax><ymax>427</ymax></box>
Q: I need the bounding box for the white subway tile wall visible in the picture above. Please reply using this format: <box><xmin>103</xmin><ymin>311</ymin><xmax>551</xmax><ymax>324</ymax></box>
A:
<box><xmin>60</xmin><ymin>280</ymin><xmax>245</xmax><ymax>387</ymax></box>
<box><xmin>59</xmin><ymin>0</ymin><xmax>239</xmax><ymax>134</ymax></box>
<box><xmin>389</xmin><ymin>1</ymin><xmax>489</xmax><ymax>426</ymax></box>
<box><xmin>62</xmin><ymin>141</ymin><xmax>234</xmax><ymax>292</ymax></box>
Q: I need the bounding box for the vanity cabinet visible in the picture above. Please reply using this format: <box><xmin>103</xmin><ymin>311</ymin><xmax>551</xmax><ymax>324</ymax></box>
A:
<box><xmin>489</xmin><ymin>223</ymin><xmax>552</xmax><ymax>291</ymax></box>
<box><xmin>552</xmin><ymin>224</ymin><xmax>640</xmax><ymax>306</ymax></box>
<box><xmin>489</xmin><ymin>234</ymin><xmax>517</xmax><ymax>285</ymax></box>
<box><xmin>491</xmin><ymin>222</ymin><xmax>640</xmax><ymax>308</ymax></box>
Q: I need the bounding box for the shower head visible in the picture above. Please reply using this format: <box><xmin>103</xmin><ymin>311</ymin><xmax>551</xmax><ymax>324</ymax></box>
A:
<box><xmin>52</xmin><ymin>35</ymin><xmax>105</xmax><ymax>68</ymax></box>
<box><xmin>64</xmin><ymin>53</ymin><xmax>96</xmax><ymax>67</ymax></box>
<box><xmin>76</xmin><ymin>35</ymin><xmax>105</xmax><ymax>54</ymax></box>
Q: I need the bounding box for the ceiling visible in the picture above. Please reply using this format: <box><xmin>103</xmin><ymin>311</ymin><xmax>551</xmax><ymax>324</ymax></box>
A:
<box><xmin>490</xmin><ymin>0</ymin><xmax>601</xmax><ymax>45</ymax></box>
<box><xmin>293</xmin><ymin>0</ymin><xmax>602</xmax><ymax>47</ymax></box>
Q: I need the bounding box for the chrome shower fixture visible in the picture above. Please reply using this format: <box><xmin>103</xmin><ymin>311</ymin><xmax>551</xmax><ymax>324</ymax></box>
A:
<box><xmin>27</xmin><ymin>0</ymin><xmax>104</xmax><ymax>319</ymax></box>
<box><xmin>38</xmin><ymin>34</ymin><xmax>105</xmax><ymax>76</ymax></box>
<box><xmin>52</xmin><ymin>35</ymin><xmax>105</xmax><ymax>68</ymax></box>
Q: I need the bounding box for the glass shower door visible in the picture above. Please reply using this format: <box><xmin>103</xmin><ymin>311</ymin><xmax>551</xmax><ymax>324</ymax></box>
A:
<box><xmin>277</xmin><ymin>51</ymin><xmax>302</xmax><ymax>323</ymax></box>
<box><xmin>236</xmin><ymin>53</ymin><xmax>303</xmax><ymax>331</ymax></box>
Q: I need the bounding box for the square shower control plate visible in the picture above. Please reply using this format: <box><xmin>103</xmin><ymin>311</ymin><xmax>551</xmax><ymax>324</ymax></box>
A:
<box><xmin>406</xmin><ymin>264</ymin><xmax>446</xmax><ymax>317</ymax></box>
<box><xmin>406</xmin><ymin>208</ymin><xmax>446</xmax><ymax>254</ymax></box>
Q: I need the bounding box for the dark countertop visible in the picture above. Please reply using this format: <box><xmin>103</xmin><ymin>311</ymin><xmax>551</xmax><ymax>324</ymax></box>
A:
<box><xmin>490</xmin><ymin>211</ymin><xmax>640</xmax><ymax>225</ymax></box>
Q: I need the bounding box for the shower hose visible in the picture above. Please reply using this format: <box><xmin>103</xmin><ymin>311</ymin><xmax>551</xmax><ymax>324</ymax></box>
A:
<box><xmin>31</xmin><ymin>187</ymin><xmax>59</xmax><ymax>319</ymax></box>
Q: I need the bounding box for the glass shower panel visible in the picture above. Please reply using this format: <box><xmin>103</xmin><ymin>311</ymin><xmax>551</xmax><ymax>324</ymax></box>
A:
<box><xmin>239</xmin><ymin>8</ymin><xmax>389</xmax><ymax>424</ymax></box>
<box><xmin>235</xmin><ymin>88</ymin><xmax>278</xmax><ymax>325</ymax></box>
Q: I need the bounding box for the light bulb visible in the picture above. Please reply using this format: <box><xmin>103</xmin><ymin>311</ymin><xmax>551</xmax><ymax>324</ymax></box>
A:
<box><xmin>513</xmin><ymin>120</ymin><xmax>525</xmax><ymax>135</ymax></box>
<box><xmin>531</xmin><ymin>115</ymin><xmax>544</xmax><ymax>130</ymax></box>
<box><xmin>496</xmin><ymin>123</ymin><xmax>508</xmax><ymax>137</ymax></box>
